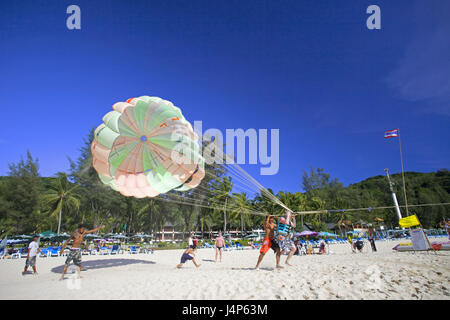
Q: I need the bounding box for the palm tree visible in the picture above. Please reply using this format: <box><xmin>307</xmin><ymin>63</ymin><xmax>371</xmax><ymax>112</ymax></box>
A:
<box><xmin>137</xmin><ymin>198</ymin><xmax>160</xmax><ymax>237</ymax></box>
<box><xmin>211</xmin><ymin>176</ymin><xmax>233</xmax><ymax>232</ymax></box>
<box><xmin>230</xmin><ymin>193</ymin><xmax>251</xmax><ymax>235</ymax></box>
<box><xmin>42</xmin><ymin>172</ymin><xmax>80</xmax><ymax>234</ymax></box>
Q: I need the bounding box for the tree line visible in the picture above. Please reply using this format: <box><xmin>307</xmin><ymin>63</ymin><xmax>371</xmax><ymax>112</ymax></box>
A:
<box><xmin>0</xmin><ymin>131</ymin><xmax>449</xmax><ymax>236</ymax></box>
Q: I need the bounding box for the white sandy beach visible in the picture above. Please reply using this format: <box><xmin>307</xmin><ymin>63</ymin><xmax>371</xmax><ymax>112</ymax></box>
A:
<box><xmin>0</xmin><ymin>239</ymin><xmax>449</xmax><ymax>300</ymax></box>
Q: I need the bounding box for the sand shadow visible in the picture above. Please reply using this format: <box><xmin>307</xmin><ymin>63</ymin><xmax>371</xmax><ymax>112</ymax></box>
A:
<box><xmin>201</xmin><ymin>259</ymin><xmax>216</xmax><ymax>262</ymax></box>
<box><xmin>50</xmin><ymin>258</ymin><xmax>155</xmax><ymax>273</ymax></box>
<box><xmin>22</xmin><ymin>271</ymin><xmax>35</xmax><ymax>275</ymax></box>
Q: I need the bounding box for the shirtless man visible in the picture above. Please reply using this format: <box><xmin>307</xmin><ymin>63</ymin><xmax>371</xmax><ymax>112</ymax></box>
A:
<box><xmin>215</xmin><ymin>232</ymin><xmax>225</xmax><ymax>262</ymax></box>
<box><xmin>176</xmin><ymin>245</ymin><xmax>201</xmax><ymax>269</ymax></box>
<box><xmin>59</xmin><ymin>224</ymin><xmax>104</xmax><ymax>280</ymax></box>
<box><xmin>255</xmin><ymin>215</ymin><xmax>282</xmax><ymax>269</ymax></box>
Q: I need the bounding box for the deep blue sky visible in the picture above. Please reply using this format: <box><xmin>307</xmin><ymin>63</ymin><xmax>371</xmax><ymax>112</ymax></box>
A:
<box><xmin>0</xmin><ymin>0</ymin><xmax>449</xmax><ymax>193</ymax></box>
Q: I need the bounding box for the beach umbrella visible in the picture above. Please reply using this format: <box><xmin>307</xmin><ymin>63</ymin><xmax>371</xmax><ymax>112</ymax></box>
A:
<box><xmin>319</xmin><ymin>232</ymin><xmax>338</xmax><ymax>237</ymax></box>
<box><xmin>107</xmin><ymin>234</ymin><xmax>129</xmax><ymax>239</ymax></box>
<box><xmin>84</xmin><ymin>234</ymin><xmax>101</xmax><ymax>239</ymax></box>
<box><xmin>91</xmin><ymin>96</ymin><xmax>205</xmax><ymax>199</ymax></box>
<box><xmin>294</xmin><ymin>231</ymin><xmax>319</xmax><ymax>237</ymax></box>
<box><xmin>132</xmin><ymin>234</ymin><xmax>152</xmax><ymax>238</ymax></box>
<box><xmin>39</xmin><ymin>230</ymin><xmax>58</xmax><ymax>238</ymax></box>
<box><xmin>12</xmin><ymin>234</ymin><xmax>32</xmax><ymax>239</ymax></box>
<box><xmin>7</xmin><ymin>239</ymin><xmax>25</xmax><ymax>244</ymax></box>
<box><xmin>52</xmin><ymin>233</ymin><xmax>71</xmax><ymax>242</ymax></box>
<box><xmin>55</xmin><ymin>232</ymin><xmax>70</xmax><ymax>238</ymax></box>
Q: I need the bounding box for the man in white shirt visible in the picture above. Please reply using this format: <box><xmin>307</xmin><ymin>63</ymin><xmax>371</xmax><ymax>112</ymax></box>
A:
<box><xmin>188</xmin><ymin>232</ymin><xmax>194</xmax><ymax>248</ymax></box>
<box><xmin>23</xmin><ymin>236</ymin><xmax>40</xmax><ymax>275</ymax></box>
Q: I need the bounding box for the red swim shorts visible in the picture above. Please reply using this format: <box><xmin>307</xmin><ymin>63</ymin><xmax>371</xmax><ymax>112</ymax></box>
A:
<box><xmin>260</xmin><ymin>237</ymin><xmax>273</xmax><ymax>254</ymax></box>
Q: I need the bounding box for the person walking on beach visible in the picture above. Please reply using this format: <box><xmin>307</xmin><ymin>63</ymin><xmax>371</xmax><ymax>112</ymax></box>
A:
<box><xmin>215</xmin><ymin>232</ymin><xmax>225</xmax><ymax>262</ymax></box>
<box><xmin>348</xmin><ymin>235</ymin><xmax>355</xmax><ymax>253</ymax></box>
<box><xmin>188</xmin><ymin>232</ymin><xmax>194</xmax><ymax>248</ymax></box>
<box><xmin>255</xmin><ymin>215</ymin><xmax>281</xmax><ymax>270</ymax></box>
<box><xmin>22</xmin><ymin>235</ymin><xmax>40</xmax><ymax>275</ymax></box>
<box><xmin>59</xmin><ymin>224</ymin><xmax>104</xmax><ymax>280</ymax></box>
<box><xmin>368</xmin><ymin>228</ymin><xmax>377</xmax><ymax>252</ymax></box>
<box><xmin>176</xmin><ymin>245</ymin><xmax>201</xmax><ymax>268</ymax></box>
<box><xmin>193</xmin><ymin>235</ymin><xmax>198</xmax><ymax>247</ymax></box>
<box><xmin>319</xmin><ymin>239</ymin><xmax>326</xmax><ymax>254</ymax></box>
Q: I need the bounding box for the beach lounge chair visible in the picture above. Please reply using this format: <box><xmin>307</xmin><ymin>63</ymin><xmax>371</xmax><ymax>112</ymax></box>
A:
<box><xmin>99</xmin><ymin>247</ymin><xmax>110</xmax><ymax>255</ymax></box>
<box><xmin>10</xmin><ymin>249</ymin><xmax>22</xmax><ymax>259</ymax></box>
<box><xmin>14</xmin><ymin>247</ymin><xmax>27</xmax><ymax>258</ymax></box>
<box><xmin>129</xmin><ymin>246</ymin><xmax>140</xmax><ymax>254</ymax></box>
<box><xmin>110</xmin><ymin>245</ymin><xmax>119</xmax><ymax>255</ymax></box>
<box><xmin>235</xmin><ymin>243</ymin><xmax>244</xmax><ymax>250</ymax></box>
<box><xmin>142</xmin><ymin>247</ymin><xmax>154</xmax><ymax>254</ymax></box>
<box><xmin>40</xmin><ymin>248</ymin><xmax>50</xmax><ymax>257</ymax></box>
<box><xmin>50</xmin><ymin>247</ymin><xmax>60</xmax><ymax>257</ymax></box>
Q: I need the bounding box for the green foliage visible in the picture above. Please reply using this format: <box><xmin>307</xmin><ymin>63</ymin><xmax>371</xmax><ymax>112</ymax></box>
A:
<box><xmin>41</xmin><ymin>172</ymin><xmax>80</xmax><ymax>234</ymax></box>
<box><xmin>0</xmin><ymin>151</ymin><xmax>42</xmax><ymax>234</ymax></box>
<box><xmin>0</xmin><ymin>146</ymin><xmax>448</xmax><ymax>236</ymax></box>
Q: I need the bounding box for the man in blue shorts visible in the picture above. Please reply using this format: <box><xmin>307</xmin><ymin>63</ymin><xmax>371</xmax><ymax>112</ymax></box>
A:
<box><xmin>176</xmin><ymin>245</ymin><xmax>200</xmax><ymax>268</ymax></box>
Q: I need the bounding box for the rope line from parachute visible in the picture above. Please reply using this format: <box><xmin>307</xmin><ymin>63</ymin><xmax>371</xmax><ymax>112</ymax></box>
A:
<box><xmin>155</xmin><ymin>133</ymin><xmax>293</xmax><ymax>216</ymax></box>
<box><xmin>103</xmin><ymin>132</ymin><xmax>450</xmax><ymax>219</ymax></box>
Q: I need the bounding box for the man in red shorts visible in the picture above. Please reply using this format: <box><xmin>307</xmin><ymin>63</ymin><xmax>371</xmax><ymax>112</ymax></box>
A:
<box><xmin>255</xmin><ymin>215</ymin><xmax>282</xmax><ymax>269</ymax></box>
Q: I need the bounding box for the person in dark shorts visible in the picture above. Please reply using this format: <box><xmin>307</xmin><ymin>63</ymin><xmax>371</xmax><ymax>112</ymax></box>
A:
<box><xmin>23</xmin><ymin>236</ymin><xmax>40</xmax><ymax>275</ymax></box>
<box><xmin>354</xmin><ymin>238</ymin><xmax>364</xmax><ymax>252</ymax></box>
<box><xmin>60</xmin><ymin>224</ymin><xmax>104</xmax><ymax>280</ymax></box>
<box><xmin>215</xmin><ymin>232</ymin><xmax>225</xmax><ymax>262</ymax></box>
<box><xmin>271</xmin><ymin>238</ymin><xmax>280</xmax><ymax>253</ymax></box>
<box><xmin>255</xmin><ymin>215</ymin><xmax>282</xmax><ymax>270</ymax></box>
<box><xmin>176</xmin><ymin>245</ymin><xmax>200</xmax><ymax>268</ymax></box>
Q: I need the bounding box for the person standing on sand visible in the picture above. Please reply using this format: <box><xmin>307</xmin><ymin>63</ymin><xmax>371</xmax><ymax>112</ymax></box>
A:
<box><xmin>368</xmin><ymin>228</ymin><xmax>377</xmax><ymax>252</ymax></box>
<box><xmin>215</xmin><ymin>232</ymin><xmax>225</xmax><ymax>262</ymax></box>
<box><xmin>193</xmin><ymin>235</ymin><xmax>198</xmax><ymax>247</ymax></box>
<box><xmin>188</xmin><ymin>232</ymin><xmax>194</xmax><ymax>248</ymax></box>
<box><xmin>22</xmin><ymin>235</ymin><xmax>41</xmax><ymax>275</ymax></box>
<box><xmin>255</xmin><ymin>215</ymin><xmax>282</xmax><ymax>270</ymax></box>
<box><xmin>348</xmin><ymin>235</ymin><xmax>355</xmax><ymax>253</ymax></box>
<box><xmin>176</xmin><ymin>245</ymin><xmax>201</xmax><ymax>268</ymax></box>
<box><xmin>276</xmin><ymin>212</ymin><xmax>297</xmax><ymax>266</ymax></box>
<box><xmin>59</xmin><ymin>224</ymin><xmax>104</xmax><ymax>280</ymax></box>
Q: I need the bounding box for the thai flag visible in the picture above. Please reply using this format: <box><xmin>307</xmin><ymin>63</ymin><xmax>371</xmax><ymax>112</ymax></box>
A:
<box><xmin>384</xmin><ymin>129</ymin><xmax>398</xmax><ymax>138</ymax></box>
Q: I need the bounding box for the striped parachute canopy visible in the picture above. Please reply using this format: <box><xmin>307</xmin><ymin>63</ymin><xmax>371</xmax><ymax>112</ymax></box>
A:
<box><xmin>91</xmin><ymin>96</ymin><xmax>205</xmax><ymax>198</ymax></box>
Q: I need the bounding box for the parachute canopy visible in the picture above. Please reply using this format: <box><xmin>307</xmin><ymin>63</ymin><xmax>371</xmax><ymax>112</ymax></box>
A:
<box><xmin>91</xmin><ymin>96</ymin><xmax>205</xmax><ymax>198</ymax></box>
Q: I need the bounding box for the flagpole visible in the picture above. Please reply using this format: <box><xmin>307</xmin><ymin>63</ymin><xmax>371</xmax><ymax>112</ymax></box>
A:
<box><xmin>384</xmin><ymin>168</ymin><xmax>402</xmax><ymax>221</ymax></box>
<box><xmin>397</xmin><ymin>128</ymin><xmax>409</xmax><ymax>216</ymax></box>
